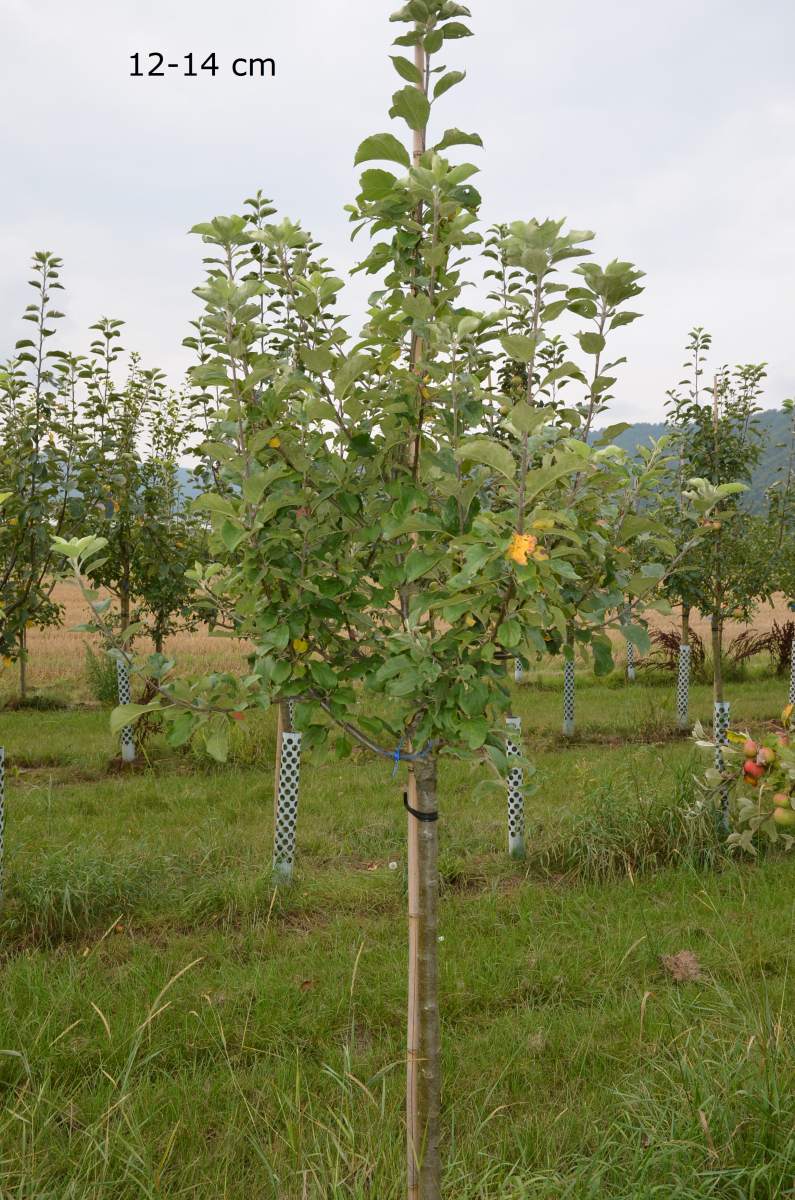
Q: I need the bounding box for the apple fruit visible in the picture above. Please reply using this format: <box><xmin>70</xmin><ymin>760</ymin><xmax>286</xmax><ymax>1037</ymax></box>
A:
<box><xmin>772</xmin><ymin>792</ymin><xmax>791</xmax><ymax>808</ymax></box>
<box><xmin>758</xmin><ymin>747</ymin><xmax>776</xmax><ymax>765</ymax></box>
<box><xmin>773</xmin><ymin>806</ymin><xmax>795</xmax><ymax>827</ymax></box>
<box><xmin>743</xmin><ymin>739</ymin><xmax>758</xmax><ymax>758</ymax></box>
<box><xmin>743</xmin><ymin>761</ymin><xmax>765</xmax><ymax>780</ymax></box>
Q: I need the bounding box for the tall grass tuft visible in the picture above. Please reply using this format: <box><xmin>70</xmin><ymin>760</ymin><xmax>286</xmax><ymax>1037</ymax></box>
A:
<box><xmin>83</xmin><ymin>645</ymin><xmax>119</xmax><ymax>706</ymax></box>
<box><xmin>531</xmin><ymin>762</ymin><xmax>724</xmax><ymax>883</ymax></box>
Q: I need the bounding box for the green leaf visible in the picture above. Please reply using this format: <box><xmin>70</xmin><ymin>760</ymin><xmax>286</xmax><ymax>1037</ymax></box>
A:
<box><xmin>334</xmin><ymin>353</ymin><xmax>369</xmax><ymax>398</ymax></box>
<box><xmin>205</xmin><ymin>726</ymin><xmax>229</xmax><ymax>763</ymax></box>
<box><xmin>454</xmin><ymin>438</ymin><xmax>516</xmax><ymax>480</ymax></box>
<box><xmin>433</xmin><ymin>128</ymin><xmax>483</xmax><ymax>152</ymax></box>
<box><xmin>442</xmin><ymin>21</ymin><xmax>473</xmax><ymax>38</ymax></box>
<box><xmin>500</xmin><ymin>333</ymin><xmax>540</xmax><ymax>364</ymax></box>
<box><xmin>110</xmin><ymin>702</ymin><xmax>160</xmax><ymax>735</ymax></box>
<box><xmin>433</xmin><ymin>70</ymin><xmax>465</xmax><ymax>99</ymax></box>
<box><xmin>621</xmin><ymin>623</ymin><xmax>650</xmax><ymax>654</ymax></box>
<box><xmin>359</xmin><ymin>169</ymin><xmax>399</xmax><ymax>201</ymax></box>
<box><xmin>300</xmin><ymin>346</ymin><xmax>334</xmax><ymax>373</ymax></box>
<box><xmin>390</xmin><ymin>55</ymin><xmax>422</xmax><ymax>83</ymax></box>
<box><xmin>404</xmin><ymin>548</ymin><xmax>444</xmax><ymax>583</ymax></box>
<box><xmin>191</xmin><ymin>493</ymin><xmax>236</xmax><ymax>518</ymax></box>
<box><xmin>221</xmin><ymin>520</ymin><xmax>247</xmax><ymax>552</ymax></box>
<box><xmin>389</xmin><ymin>85</ymin><xmax>431</xmax><ymax>133</ymax></box>
<box><xmin>626</xmin><ymin>572</ymin><xmax>660</xmax><ymax>598</ymax></box>
<box><xmin>592</xmin><ymin>638</ymin><xmax>614</xmax><ymax>677</ymax></box>
<box><xmin>460</xmin><ymin>717</ymin><xmax>488</xmax><ymax>749</ymax></box>
<box><xmin>506</xmin><ymin>402</ymin><xmax>554</xmax><ymax>436</ymax></box>
<box><xmin>354</xmin><ymin>132</ymin><xmax>411</xmax><ymax>168</ymax></box>
<box><xmin>496</xmin><ymin>618</ymin><xmax>521</xmax><ymax>648</ymax></box>
<box><xmin>577</xmin><ymin>332</ymin><xmax>606</xmax><ymax>355</ymax></box>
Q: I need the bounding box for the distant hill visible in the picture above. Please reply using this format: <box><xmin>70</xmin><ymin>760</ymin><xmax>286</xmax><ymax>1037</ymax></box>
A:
<box><xmin>601</xmin><ymin>408</ymin><xmax>792</xmax><ymax>513</ymax></box>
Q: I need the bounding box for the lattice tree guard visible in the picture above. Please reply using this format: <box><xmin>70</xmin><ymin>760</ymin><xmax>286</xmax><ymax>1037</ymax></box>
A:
<box><xmin>272</xmin><ymin>703</ymin><xmax>302</xmax><ymax>882</ymax></box>
<box><xmin>677</xmin><ymin>644</ymin><xmax>692</xmax><ymax>730</ymax></box>
<box><xmin>789</xmin><ymin>643</ymin><xmax>795</xmax><ymax>707</ymax></box>
<box><xmin>0</xmin><ymin>747</ymin><xmax>5</xmax><ymax>904</ymax></box>
<box><xmin>116</xmin><ymin>660</ymin><xmax>136</xmax><ymax>763</ymax></box>
<box><xmin>625</xmin><ymin>641</ymin><xmax>636</xmax><ymax>683</ymax></box>
<box><xmin>505</xmin><ymin>716</ymin><xmax>525</xmax><ymax>860</ymax></box>
<box><xmin>562</xmin><ymin>658</ymin><xmax>575</xmax><ymax>738</ymax></box>
<box><xmin>514</xmin><ymin>659</ymin><xmax>523</xmax><ymax>685</ymax></box>
<box><xmin>714</xmin><ymin>700</ymin><xmax>731</xmax><ymax>835</ymax></box>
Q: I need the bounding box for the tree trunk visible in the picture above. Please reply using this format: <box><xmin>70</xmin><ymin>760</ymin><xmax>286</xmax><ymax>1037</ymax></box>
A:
<box><xmin>406</xmin><ymin>753</ymin><xmax>441</xmax><ymax>1200</ymax></box>
<box><xmin>711</xmin><ymin>612</ymin><xmax>723</xmax><ymax>706</ymax></box>
<box><xmin>681</xmin><ymin>604</ymin><xmax>690</xmax><ymax>646</ymax></box>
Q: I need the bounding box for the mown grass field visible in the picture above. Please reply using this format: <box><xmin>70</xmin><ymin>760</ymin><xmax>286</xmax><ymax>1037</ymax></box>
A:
<box><xmin>1</xmin><ymin>651</ymin><xmax>795</xmax><ymax>1197</ymax></box>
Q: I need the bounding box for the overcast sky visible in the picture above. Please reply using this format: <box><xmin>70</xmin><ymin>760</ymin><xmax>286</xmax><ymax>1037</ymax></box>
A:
<box><xmin>2</xmin><ymin>0</ymin><xmax>793</xmax><ymax>423</ymax></box>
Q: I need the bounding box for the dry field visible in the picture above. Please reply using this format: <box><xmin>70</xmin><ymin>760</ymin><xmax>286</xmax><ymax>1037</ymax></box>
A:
<box><xmin>3</xmin><ymin>581</ymin><xmax>792</xmax><ymax>702</ymax></box>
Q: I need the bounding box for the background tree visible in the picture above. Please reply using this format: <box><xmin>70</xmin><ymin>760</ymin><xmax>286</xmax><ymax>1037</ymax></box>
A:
<box><xmin>766</xmin><ymin>397</ymin><xmax>795</xmax><ymax>703</ymax></box>
<box><xmin>666</xmin><ymin>334</ymin><xmax>769</xmax><ymax>828</ymax></box>
<box><xmin>0</xmin><ymin>252</ymin><xmax>79</xmax><ymax>699</ymax></box>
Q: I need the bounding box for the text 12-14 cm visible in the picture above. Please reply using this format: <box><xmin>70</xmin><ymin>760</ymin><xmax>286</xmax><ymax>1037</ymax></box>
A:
<box><xmin>130</xmin><ymin>53</ymin><xmax>276</xmax><ymax>78</ymax></box>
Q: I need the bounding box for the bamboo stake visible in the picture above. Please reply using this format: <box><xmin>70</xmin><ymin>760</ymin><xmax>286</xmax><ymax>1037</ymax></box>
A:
<box><xmin>406</xmin><ymin>754</ymin><xmax>441</xmax><ymax>1198</ymax></box>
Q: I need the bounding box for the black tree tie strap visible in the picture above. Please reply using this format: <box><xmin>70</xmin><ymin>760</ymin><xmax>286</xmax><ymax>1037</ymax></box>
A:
<box><xmin>403</xmin><ymin>790</ymin><xmax>439</xmax><ymax>822</ymax></box>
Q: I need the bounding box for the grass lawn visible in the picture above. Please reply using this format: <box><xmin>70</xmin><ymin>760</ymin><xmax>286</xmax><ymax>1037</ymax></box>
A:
<box><xmin>0</xmin><ymin>668</ymin><xmax>794</xmax><ymax>1197</ymax></box>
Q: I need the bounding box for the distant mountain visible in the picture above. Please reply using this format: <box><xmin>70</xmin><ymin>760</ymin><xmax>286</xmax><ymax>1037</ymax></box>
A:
<box><xmin>600</xmin><ymin>408</ymin><xmax>792</xmax><ymax>513</ymax></box>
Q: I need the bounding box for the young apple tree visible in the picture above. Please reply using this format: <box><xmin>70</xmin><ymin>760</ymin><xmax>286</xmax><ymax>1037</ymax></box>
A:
<box><xmin>0</xmin><ymin>253</ymin><xmax>86</xmax><ymax>699</ymax></box>
<box><xmin>54</xmin><ymin>4</ymin><xmax>725</xmax><ymax>1193</ymax></box>
<box><xmin>666</xmin><ymin>331</ymin><xmax>770</xmax><ymax>828</ymax></box>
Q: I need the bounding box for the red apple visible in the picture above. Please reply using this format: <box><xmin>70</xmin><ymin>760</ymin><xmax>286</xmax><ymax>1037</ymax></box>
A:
<box><xmin>772</xmin><ymin>792</ymin><xmax>791</xmax><ymax>808</ymax></box>
<box><xmin>743</xmin><ymin>761</ymin><xmax>765</xmax><ymax>780</ymax></box>
<box><xmin>758</xmin><ymin>747</ymin><xmax>776</xmax><ymax>765</ymax></box>
<box><xmin>773</xmin><ymin>806</ymin><xmax>795</xmax><ymax>827</ymax></box>
<box><xmin>743</xmin><ymin>739</ymin><xmax>758</xmax><ymax>758</ymax></box>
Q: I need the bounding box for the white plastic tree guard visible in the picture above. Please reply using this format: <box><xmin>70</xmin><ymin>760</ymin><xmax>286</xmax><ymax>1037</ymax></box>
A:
<box><xmin>714</xmin><ymin>699</ymin><xmax>731</xmax><ymax>835</ymax></box>
<box><xmin>0</xmin><ymin>746</ymin><xmax>4</xmax><ymax>903</ymax></box>
<box><xmin>116</xmin><ymin>659</ymin><xmax>136</xmax><ymax>763</ymax></box>
<box><xmin>789</xmin><ymin>643</ymin><xmax>795</xmax><ymax>707</ymax></box>
<box><xmin>562</xmin><ymin>658</ymin><xmax>575</xmax><ymax>738</ymax></box>
<box><xmin>677</xmin><ymin>643</ymin><xmax>692</xmax><ymax>731</ymax></box>
<box><xmin>514</xmin><ymin>658</ymin><xmax>523</xmax><ymax>684</ymax></box>
<box><xmin>505</xmin><ymin>715</ymin><xmax>525</xmax><ymax>860</ymax></box>
<box><xmin>626</xmin><ymin>640</ymin><xmax>636</xmax><ymax>682</ymax></box>
<box><xmin>272</xmin><ymin>702</ymin><xmax>302</xmax><ymax>882</ymax></box>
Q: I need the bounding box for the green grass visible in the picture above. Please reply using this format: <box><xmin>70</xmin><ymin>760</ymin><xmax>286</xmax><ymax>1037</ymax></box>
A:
<box><xmin>0</xmin><ymin>671</ymin><xmax>794</xmax><ymax>1196</ymax></box>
